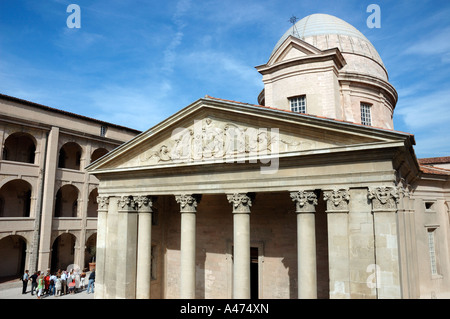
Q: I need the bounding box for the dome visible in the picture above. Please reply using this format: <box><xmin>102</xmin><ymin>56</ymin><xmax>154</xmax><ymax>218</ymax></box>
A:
<box><xmin>271</xmin><ymin>13</ymin><xmax>388</xmax><ymax>81</ymax></box>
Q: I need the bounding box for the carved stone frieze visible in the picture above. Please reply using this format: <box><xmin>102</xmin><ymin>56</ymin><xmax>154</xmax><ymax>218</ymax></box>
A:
<box><xmin>227</xmin><ymin>193</ymin><xmax>252</xmax><ymax>213</ymax></box>
<box><xmin>137</xmin><ymin>117</ymin><xmax>315</xmax><ymax>166</ymax></box>
<box><xmin>323</xmin><ymin>189</ymin><xmax>350</xmax><ymax>212</ymax></box>
<box><xmin>290</xmin><ymin>190</ymin><xmax>318</xmax><ymax>213</ymax></box>
<box><xmin>368</xmin><ymin>186</ymin><xmax>399</xmax><ymax>211</ymax></box>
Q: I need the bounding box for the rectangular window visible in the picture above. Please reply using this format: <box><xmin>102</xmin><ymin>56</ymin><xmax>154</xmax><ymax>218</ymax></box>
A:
<box><xmin>290</xmin><ymin>95</ymin><xmax>306</xmax><ymax>113</ymax></box>
<box><xmin>361</xmin><ymin>103</ymin><xmax>372</xmax><ymax>126</ymax></box>
<box><xmin>427</xmin><ymin>228</ymin><xmax>438</xmax><ymax>276</ymax></box>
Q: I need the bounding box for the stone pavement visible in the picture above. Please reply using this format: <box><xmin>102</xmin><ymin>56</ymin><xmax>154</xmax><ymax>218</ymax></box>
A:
<box><xmin>0</xmin><ymin>276</ymin><xmax>95</xmax><ymax>300</ymax></box>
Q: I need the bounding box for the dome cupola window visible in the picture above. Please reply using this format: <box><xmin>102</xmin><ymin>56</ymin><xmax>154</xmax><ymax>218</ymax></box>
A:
<box><xmin>360</xmin><ymin>103</ymin><xmax>372</xmax><ymax>126</ymax></box>
<box><xmin>289</xmin><ymin>95</ymin><xmax>307</xmax><ymax>114</ymax></box>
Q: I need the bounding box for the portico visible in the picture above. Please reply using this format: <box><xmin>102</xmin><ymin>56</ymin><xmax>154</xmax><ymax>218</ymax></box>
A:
<box><xmin>87</xmin><ymin>96</ymin><xmax>418</xmax><ymax>299</ymax></box>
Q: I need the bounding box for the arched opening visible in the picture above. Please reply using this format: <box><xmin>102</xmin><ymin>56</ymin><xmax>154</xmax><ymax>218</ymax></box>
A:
<box><xmin>2</xmin><ymin>132</ymin><xmax>36</xmax><ymax>164</ymax></box>
<box><xmin>0</xmin><ymin>179</ymin><xmax>32</xmax><ymax>217</ymax></box>
<box><xmin>0</xmin><ymin>235</ymin><xmax>27</xmax><ymax>281</ymax></box>
<box><xmin>84</xmin><ymin>233</ymin><xmax>97</xmax><ymax>270</ymax></box>
<box><xmin>51</xmin><ymin>233</ymin><xmax>76</xmax><ymax>273</ymax></box>
<box><xmin>91</xmin><ymin>148</ymin><xmax>108</xmax><ymax>164</ymax></box>
<box><xmin>54</xmin><ymin>185</ymin><xmax>79</xmax><ymax>218</ymax></box>
<box><xmin>58</xmin><ymin>142</ymin><xmax>82</xmax><ymax>170</ymax></box>
<box><xmin>87</xmin><ymin>188</ymin><xmax>98</xmax><ymax>218</ymax></box>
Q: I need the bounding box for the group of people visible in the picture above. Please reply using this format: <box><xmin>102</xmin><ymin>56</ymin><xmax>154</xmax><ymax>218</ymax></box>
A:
<box><xmin>22</xmin><ymin>268</ymin><xmax>95</xmax><ymax>298</ymax></box>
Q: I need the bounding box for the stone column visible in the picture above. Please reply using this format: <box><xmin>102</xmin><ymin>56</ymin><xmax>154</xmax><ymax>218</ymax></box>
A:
<box><xmin>176</xmin><ymin>194</ymin><xmax>199</xmax><ymax>299</ymax></box>
<box><xmin>227</xmin><ymin>193</ymin><xmax>252</xmax><ymax>299</ymax></box>
<box><xmin>290</xmin><ymin>190</ymin><xmax>318</xmax><ymax>299</ymax></box>
<box><xmin>323</xmin><ymin>189</ymin><xmax>350</xmax><ymax>299</ymax></box>
<box><xmin>368</xmin><ymin>186</ymin><xmax>402</xmax><ymax>298</ymax></box>
<box><xmin>135</xmin><ymin>195</ymin><xmax>153</xmax><ymax>299</ymax></box>
<box><xmin>116</xmin><ymin>195</ymin><xmax>138</xmax><ymax>299</ymax></box>
<box><xmin>94</xmin><ymin>196</ymin><xmax>109</xmax><ymax>299</ymax></box>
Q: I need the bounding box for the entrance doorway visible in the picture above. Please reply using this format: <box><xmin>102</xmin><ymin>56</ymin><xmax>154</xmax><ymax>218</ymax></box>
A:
<box><xmin>250</xmin><ymin>247</ymin><xmax>258</xmax><ymax>299</ymax></box>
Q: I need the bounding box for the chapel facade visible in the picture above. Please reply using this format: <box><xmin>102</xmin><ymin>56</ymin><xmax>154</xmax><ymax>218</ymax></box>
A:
<box><xmin>83</xmin><ymin>14</ymin><xmax>449</xmax><ymax>299</ymax></box>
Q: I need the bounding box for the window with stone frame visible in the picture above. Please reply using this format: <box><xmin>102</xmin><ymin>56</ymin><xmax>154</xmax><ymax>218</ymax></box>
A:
<box><xmin>360</xmin><ymin>102</ymin><xmax>372</xmax><ymax>126</ymax></box>
<box><xmin>427</xmin><ymin>227</ymin><xmax>439</xmax><ymax>276</ymax></box>
<box><xmin>289</xmin><ymin>95</ymin><xmax>306</xmax><ymax>113</ymax></box>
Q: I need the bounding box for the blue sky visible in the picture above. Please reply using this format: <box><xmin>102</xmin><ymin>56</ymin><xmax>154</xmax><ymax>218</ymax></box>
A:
<box><xmin>0</xmin><ymin>0</ymin><xmax>449</xmax><ymax>158</ymax></box>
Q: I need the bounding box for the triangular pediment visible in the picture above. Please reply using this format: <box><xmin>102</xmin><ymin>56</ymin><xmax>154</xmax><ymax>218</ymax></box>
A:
<box><xmin>87</xmin><ymin>97</ymin><xmax>411</xmax><ymax>173</ymax></box>
<box><xmin>256</xmin><ymin>35</ymin><xmax>346</xmax><ymax>73</ymax></box>
<box><xmin>269</xmin><ymin>36</ymin><xmax>322</xmax><ymax>65</ymax></box>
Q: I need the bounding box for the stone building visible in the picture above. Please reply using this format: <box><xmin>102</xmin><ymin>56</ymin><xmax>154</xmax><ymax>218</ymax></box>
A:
<box><xmin>87</xmin><ymin>13</ymin><xmax>450</xmax><ymax>299</ymax></box>
<box><xmin>0</xmin><ymin>94</ymin><xmax>140</xmax><ymax>277</ymax></box>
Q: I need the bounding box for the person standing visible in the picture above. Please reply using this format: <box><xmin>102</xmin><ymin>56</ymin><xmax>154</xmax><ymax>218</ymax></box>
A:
<box><xmin>30</xmin><ymin>271</ymin><xmax>39</xmax><ymax>295</ymax></box>
<box><xmin>37</xmin><ymin>274</ymin><xmax>44</xmax><ymax>299</ymax></box>
<box><xmin>60</xmin><ymin>271</ymin><xmax>67</xmax><ymax>295</ymax></box>
<box><xmin>86</xmin><ymin>269</ymin><xmax>95</xmax><ymax>294</ymax></box>
<box><xmin>22</xmin><ymin>270</ymin><xmax>29</xmax><ymax>294</ymax></box>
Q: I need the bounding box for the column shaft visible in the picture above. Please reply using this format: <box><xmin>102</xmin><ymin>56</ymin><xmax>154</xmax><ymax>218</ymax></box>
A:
<box><xmin>297</xmin><ymin>212</ymin><xmax>317</xmax><ymax>298</ymax></box>
<box><xmin>180</xmin><ymin>212</ymin><xmax>196</xmax><ymax>298</ymax></box>
<box><xmin>176</xmin><ymin>194</ymin><xmax>199</xmax><ymax>299</ymax></box>
<box><xmin>227</xmin><ymin>193</ymin><xmax>252</xmax><ymax>299</ymax></box>
<box><xmin>136</xmin><ymin>196</ymin><xmax>153</xmax><ymax>299</ymax></box>
<box><xmin>290</xmin><ymin>190</ymin><xmax>318</xmax><ymax>299</ymax></box>
<box><xmin>233</xmin><ymin>212</ymin><xmax>251</xmax><ymax>299</ymax></box>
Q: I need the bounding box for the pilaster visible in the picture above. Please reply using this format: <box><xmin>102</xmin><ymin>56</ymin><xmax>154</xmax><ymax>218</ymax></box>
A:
<box><xmin>368</xmin><ymin>186</ymin><xmax>402</xmax><ymax>298</ymax></box>
<box><xmin>94</xmin><ymin>195</ymin><xmax>109</xmax><ymax>299</ymax></box>
<box><xmin>323</xmin><ymin>188</ymin><xmax>350</xmax><ymax>299</ymax></box>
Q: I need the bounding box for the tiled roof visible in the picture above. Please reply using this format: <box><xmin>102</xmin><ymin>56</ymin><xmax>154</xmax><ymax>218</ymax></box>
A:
<box><xmin>418</xmin><ymin>156</ymin><xmax>450</xmax><ymax>165</ymax></box>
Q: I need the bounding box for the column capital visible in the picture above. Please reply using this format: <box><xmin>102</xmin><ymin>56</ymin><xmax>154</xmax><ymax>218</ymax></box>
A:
<box><xmin>117</xmin><ymin>195</ymin><xmax>136</xmax><ymax>212</ymax></box>
<box><xmin>290</xmin><ymin>190</ymin><xmax>317</xmax><ymax>213</ymax></box>
<box><xmin>227</xmin><ymin>193</ymin><xmax>252</xmax><ymax>214</ymax></box>
<box><xmin>96</xmin><ymin>196</ymin><xmax>109</xmax><ymax>212</ymax></box>
<box><xmin>176</xmin><ymin>194</ymin><xmax>200</xmax><ymax>213</ymax></box>
<box><xmin>368</xmin><ymin>186</ymin><xmax>399</xmax><ymax>212</ymax></box>
<box><xmin>135</xmin><ymin>195</ymin><xmax>153</xmax><ymax>213</ymax></box>
<box><xmin>323</xmin><ymin>189</ymin><xmax>350</xmax><ymax>213</ymax></box>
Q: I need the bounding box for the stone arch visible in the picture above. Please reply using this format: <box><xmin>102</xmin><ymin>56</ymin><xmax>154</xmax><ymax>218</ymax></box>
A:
<box><xmin>0</xmin><ymin>179</ymin><xmax>32</xmax><ymax>217</ymax></box>
<box><xmin>84</xmin><ymin>233</ymin><xmax>97</xmax><ymax>269</ymax></box>
<box><xmin>87</xmin><ymin>188</ymin><xmax>98</xmax><ymax>218</ymax></box>
<box><xmin>54</xmin><ymin>184</ymin><xmax>79</xmax><ymax>217</ymax></box>
<box><xmin>0</xmin><ymin>235</ymin><xmax>27</xmax><ymax>280</ymax></box>
<box><xmin>91</xmin><ymin>147</ymin><xmax>108</xmax><ymax>164</ymax></box>
<box><xmin>58</xmin><ymin>142</ymin><xmax>82</xmax><ymax>170</ymax></box>
<box><xmin>50</xmin><ymin>233</ymin><xmax>77</xmax><ymax>273</ymax></box>
<box><xmin>2</xmin><ymin>132</ymin><xmax>36</xmax><ymax>164</ymax></box>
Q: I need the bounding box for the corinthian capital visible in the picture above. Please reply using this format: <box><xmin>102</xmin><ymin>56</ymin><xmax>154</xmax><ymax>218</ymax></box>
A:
<box><xmin>176</xmin><ymin>194</ymin><xmax>199</xmax><ymax>213</ymax></box>
<box><xmin>368</xmin><ymin>186</ymin><xmax>399</xmax><ymax>211</ymax></box>
<box><xmin>117</xmin><ymin>195</ymin><xmax>135</xmax><ymax>210</ymax></box>
<box><xmin>323</xmin><ymin>189</ymin><xmax>350</xmax><ymax>212</ymax></box>
<box><xmin>135</xmin><ymin>195</ymin><xmax>153</xmax><ymax>213</ymax></box>
<box><xmin>96</xmin><ymin>196</ymin><xmax>109</xmax><ymax>210</ymax></box>
<box><xmin>227</xmin><ymin>193</ymin><xmax>252</xmax><ymax>213</ymax></box>
<box><xmin>290</xmin><ymin>190</ymin><xmax>317</xmax><ymax>213</ymax></box>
